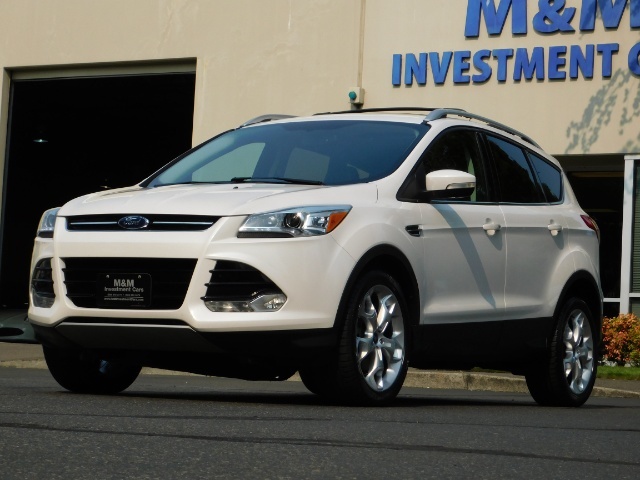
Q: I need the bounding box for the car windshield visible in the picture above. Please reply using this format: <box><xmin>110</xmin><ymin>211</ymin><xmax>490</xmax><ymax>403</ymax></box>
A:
<box><xmin>145</xmin><ymin>120</ymin><xmax>429</xmax><ymax>187</ymax></box>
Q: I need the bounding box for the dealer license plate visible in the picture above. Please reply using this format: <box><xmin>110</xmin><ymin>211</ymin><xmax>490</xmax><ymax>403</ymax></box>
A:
<box><xmin>97</xmin><ymin>273</ymin><xmax>152</xmax><ymax>308</ymax></box>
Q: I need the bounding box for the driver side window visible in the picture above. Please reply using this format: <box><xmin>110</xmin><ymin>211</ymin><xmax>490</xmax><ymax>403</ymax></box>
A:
<box><xmin>422</xmin><ymin>129</ymin><xmax>489</xmax><ymax>202</ymax></box>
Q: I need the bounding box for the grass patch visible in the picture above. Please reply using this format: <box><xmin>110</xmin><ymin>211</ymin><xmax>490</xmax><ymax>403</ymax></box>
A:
<box><xmin>597</xmin><ymin>365</ymin><xmax>640</xmax><ymax>381</ymax></box>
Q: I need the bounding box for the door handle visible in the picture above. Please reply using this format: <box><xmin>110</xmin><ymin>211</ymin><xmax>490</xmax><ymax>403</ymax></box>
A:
<box><xmin>548</xmin><ymin>223</ymin><xmax>563</xmax><ymax>236</ymax></box>
<box><xmin>483</xmin><ymin>222</ymin><xmax>501</xmax><ymax>236</ymax></box>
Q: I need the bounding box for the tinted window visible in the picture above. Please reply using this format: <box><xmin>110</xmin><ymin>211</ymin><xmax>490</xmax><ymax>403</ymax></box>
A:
<box><xmin>487</xmin><ymin>135</ymin><xmax>542</xmax><ymax>203</ymax></box>
<box><xmin>421</xmin><ymin>129</ymin><xmax>489</xmax><ymax>202</ymax></box>
<box><xmin>147</xmin><ymin>120</ymin><xmax>429</xmax><ymax>187</ymax></box>
<box><xmin>527</xmin><ymin>152</ymin><xmax>563</xmax><ymax>203</ymax></box>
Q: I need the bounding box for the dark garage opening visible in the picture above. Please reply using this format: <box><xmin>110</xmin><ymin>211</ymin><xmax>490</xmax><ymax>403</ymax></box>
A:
<box><xmin>1</xmin><ymin>72</ymin><xmax>196</xmax><ymax>308</ymax></box>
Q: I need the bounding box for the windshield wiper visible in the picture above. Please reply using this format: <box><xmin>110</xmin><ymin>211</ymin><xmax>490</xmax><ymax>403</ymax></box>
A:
<box><xmin>229</xmin><ymin>177</ymin><xmax>325</xmax><ymax>185</ymax></box>
<box><xmin>152</xmin><ymin>181</ymin><xmax>227</xmax><ymax>188</ymax></box>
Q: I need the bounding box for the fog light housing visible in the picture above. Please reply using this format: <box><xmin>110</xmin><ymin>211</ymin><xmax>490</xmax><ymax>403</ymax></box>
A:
<box><xmin>250</xmin><ymin>293</ymin><xmax>287</xmax><ymax>312</ymax></box>
<box><xmin>31</xmin><ymin>258</ymin><xmax>55</xmax><ymax>308</ymax></box>
<box><xmin>32</xmin><ymin>292</ymin><xmax>55</xmax><ymax>309</ymax></box>
<box><xmin>205</xmin><ymin>293</ymin><xmax>287</xmax><ymax>313</ymax></box>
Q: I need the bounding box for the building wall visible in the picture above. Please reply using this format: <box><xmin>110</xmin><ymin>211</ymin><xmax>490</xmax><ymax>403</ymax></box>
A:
<box><xmin>0</xmin><ymin>0</ymin><xmax>363</xmax><ymax>148</ymax></box>
<box><xmin>1</xmin><ymin>0</ymin><xmax>638</xmax><ymax>155</ymax></box>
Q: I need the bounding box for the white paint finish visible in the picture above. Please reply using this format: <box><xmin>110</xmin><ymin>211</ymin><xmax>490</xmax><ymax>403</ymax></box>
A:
<box><xmin>419</xmin><ymin>202</ymin><xmax>507</xmax><ymax>323</ymax></box>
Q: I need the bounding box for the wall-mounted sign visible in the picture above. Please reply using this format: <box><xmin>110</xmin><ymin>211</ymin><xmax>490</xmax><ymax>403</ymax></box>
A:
<box><xmin>392</xmin><ymin>0</ymin><xmax>640</xmax><ymax>86</ymax></box>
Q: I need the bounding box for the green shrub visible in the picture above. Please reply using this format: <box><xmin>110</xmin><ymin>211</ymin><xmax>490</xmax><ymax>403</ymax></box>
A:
<box><xmin>601</xmin><ymin>314</ymin><xmax>640</xmax><ymax>366</ymax></box>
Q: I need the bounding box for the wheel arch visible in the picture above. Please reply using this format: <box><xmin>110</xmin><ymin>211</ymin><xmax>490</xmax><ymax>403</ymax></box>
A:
<box><xmin>554</xmin><ymin>270</ymin><xmax>603</xmax><ymax>344</ymax></box>
<box><xmin>334</xmin><ymin>244</ymin><xmax>420</xmax><ymax>335</ymax></box>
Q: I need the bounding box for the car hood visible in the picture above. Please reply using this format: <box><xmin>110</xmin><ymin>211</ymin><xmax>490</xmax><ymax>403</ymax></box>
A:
<box><xmin>58</xmin><ymin>183</ymin><xmax>377</xmax><ymax>217</ymax></box>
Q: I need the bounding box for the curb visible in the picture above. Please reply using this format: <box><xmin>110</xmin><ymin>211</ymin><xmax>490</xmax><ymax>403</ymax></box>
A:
<box><xmin>403</xmin><ymin>369</ymin><xmax>640</xmax><ymax>399</ymax></box>
<box><xmin>2</xmin><ymin>359</ymin><xmax>639</xmax><ymax>399</ymax></box>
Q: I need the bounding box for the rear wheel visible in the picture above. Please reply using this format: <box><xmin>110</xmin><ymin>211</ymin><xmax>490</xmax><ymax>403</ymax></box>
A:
<box><xmin>525</xmin><ymin>298</ymin><xmax>597</xmax><ymax>407</ymax></box>
<box><xmin>43</xmin><ymin>346</ymin><xmax>141</xmax><ymax>394</ymax></box>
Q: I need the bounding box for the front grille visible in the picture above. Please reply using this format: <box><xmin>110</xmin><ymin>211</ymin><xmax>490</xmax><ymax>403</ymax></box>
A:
<box><xmin>203</xmin><ymin>261</ymin><xmax>282</xmax><ymax>302</ymax></box>
<box><xmin>62</xmin><ymin>258</ymin><xmax>197</xmax><ymax>309</ymax></box>
<box><xmin>66</xmin><ymin>214</ymin><xmax>219</xmax><ymax>231</ymax></box>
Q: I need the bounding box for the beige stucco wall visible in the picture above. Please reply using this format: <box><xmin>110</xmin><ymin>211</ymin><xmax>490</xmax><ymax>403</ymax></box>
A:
<box><xmin>362</xmin><ymin>0</ymin><xmax>640</xmax><ymax>154</ymax></box>
<box><xmin>0</xmin><ymin>0</ymin><xmax>363</xmax><ymax>148</ymax></box>
<box><xmin>0</xmin><ymin>0</ymin><xmax>638</xmax><ymax>158</ymax></box>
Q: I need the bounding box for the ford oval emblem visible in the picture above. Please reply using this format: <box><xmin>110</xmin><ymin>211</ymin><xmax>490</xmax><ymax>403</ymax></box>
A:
<box><xmin>118</xmin><ymin>215</ymin><xmax>150</xmax><ymax>230</ymax></box>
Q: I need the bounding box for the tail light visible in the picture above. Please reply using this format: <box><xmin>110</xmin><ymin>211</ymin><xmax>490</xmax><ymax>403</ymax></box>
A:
<box><xmin>580</xmin><ymin>215</ymin><xmax>600</xmax><ymax>243</ymax></box>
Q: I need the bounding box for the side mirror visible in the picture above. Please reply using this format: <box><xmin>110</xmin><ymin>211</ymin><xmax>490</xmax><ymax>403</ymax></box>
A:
<box><xmin>425</xmin><ymin>169</ymin><xmax>476</xmax><ymax>200</ymax></box>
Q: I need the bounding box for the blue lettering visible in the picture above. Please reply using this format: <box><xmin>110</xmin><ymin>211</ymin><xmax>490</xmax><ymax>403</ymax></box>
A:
<box><xmin>513</xmin><ymin>47</ymin><xmax>545</xmax><ymax>80</ymax></box>
<box><xmin>533</xmin><ymin>0</ymin><xmax>576</xmax><ymax>33</ymax></box>
<box><xmin>580</xmin><ymin>0</ymin><xmax>639</xmax><ymax>30</ymax></box>
<box><xmin>405</xmin><ymin>53</ymin><xmax>428</xmax><ymax>85</ymax></box>
<box><xmin>454</xmin><ymin>51</ymin><xmax>472</xmax><ymax>83</ymax></box>
<box><xmin>597</xmin><ymin>43</ymin><xmax>620</xmax><ymax>76</ymax></box>
<box><xmin>570</xmin><ymin>44</ymin><xmax>595</xmax><ymax>78</ymax></box>
<box><xmin>493</xmin><ymin>48</ymin><xmax>514</xmax><ymax>81</ymax></box>
<box><xmin>548</xmin><ymin>46</ymin><xmax>568</xmax><ymax>79</ymax></box>
<box><xmin>392</xmin><ymin>54</ymin><xmax>402</xmax><ymax>86</ymax></box>
<box><xmin>628</xmin><ymin>42</ymin><xmax>640</xmax><ymax>74</ymax></box>
<box><xmin>429</xmin><ymin>52</ymin><xmax>453</xmax><ymax>84</ymax></box>
<box><xmin>465</xmin><ymin>0</ymin><xmax>527</xmax><ymax>37</ymax></box>
<box><xmin>472</xmin><ymin>50</ymin><xmax>493</xmax><ymax>83</ymax></box>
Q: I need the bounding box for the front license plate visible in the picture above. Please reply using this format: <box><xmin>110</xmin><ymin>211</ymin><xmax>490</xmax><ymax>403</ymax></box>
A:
<box><xmin>97</xmin><ymin>273</ymin><xmax>152</xmax><ymax>308</ymax></box>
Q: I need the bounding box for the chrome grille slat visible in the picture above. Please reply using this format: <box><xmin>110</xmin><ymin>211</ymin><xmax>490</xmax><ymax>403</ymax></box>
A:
<box><xmin>66</xmin><ymin>214</ymin><xmax>219</xmax><ymax>231</ymax></box>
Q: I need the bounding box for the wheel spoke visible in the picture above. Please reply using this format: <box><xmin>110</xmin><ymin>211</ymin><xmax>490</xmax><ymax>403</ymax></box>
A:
<box><xmin>356</xmin><ymin>335</ymin><xmax>374</xmax><ymax>363</ymax></box>
<box><xmin>379</xmin><ymin>334</ymin><xmax>403</xmax><ymax>362</ymax></box>
<box><xmin>375</xmin><ymin>294</ymin><xmax>396</xmax><ymax>334</ymax></box>
<box><xmin>364</xmin><ymin>348</ymin><xmax>385</xmax><ymax>391</ymax></box>
<box><xmin>359</xmin><ymin>295</ymin><xmax>377</xmax><ymax>332</ymax></box>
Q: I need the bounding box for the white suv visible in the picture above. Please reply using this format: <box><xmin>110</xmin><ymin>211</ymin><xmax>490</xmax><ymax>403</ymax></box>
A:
<box><xmin>28</xmin><ymin>108</ymin><xmax>602</xmax><ymax>406</ymax></box>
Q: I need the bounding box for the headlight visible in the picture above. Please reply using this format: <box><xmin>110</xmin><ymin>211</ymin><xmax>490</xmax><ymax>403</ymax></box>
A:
<box><xmin>238</xmin><ymin>205</ymin><xmax>351</xmax><ymax>238</ymax></box>
<box><xmin>36</xmin><ymin>207</ymin><xmax>61</xmax><ymax>238</ymax></box>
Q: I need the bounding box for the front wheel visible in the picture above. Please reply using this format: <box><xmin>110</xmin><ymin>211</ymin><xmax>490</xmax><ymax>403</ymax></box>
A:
<box><xmin>43</xmin><ymin>346</ymin><xmax>141</xmax><ymax>394</ymax></box>
<box><xmin>335</xmin><ymin>270</ymin><xmax>410</xmax><ymax>406</ymax></box>
<box><xmin>525</xmin><ymin>298</ymin><xmax>597</xmax><ymax>407</ymax></box>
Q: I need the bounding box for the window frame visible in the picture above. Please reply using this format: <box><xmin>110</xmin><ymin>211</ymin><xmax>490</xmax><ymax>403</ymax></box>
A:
<box><xmin>396</xmin><ymin>126</ymin><xmax>498</xmax><ymax>204</ymax></box>
<box><xmin>479</xmin><ymin>132</ymin><xmax>563</xmax><ymax>205</ymax></box>
<box><xmin>525</xmin><ymin>150</ymin><xmax>564</xmax><ymax>204</ymax></box>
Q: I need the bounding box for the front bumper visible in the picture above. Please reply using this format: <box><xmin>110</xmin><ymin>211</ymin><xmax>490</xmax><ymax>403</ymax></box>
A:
<box><xmin>28</xmin><ymin>215</ymin><xmax>356</xmax><ymax>334</ymax></box>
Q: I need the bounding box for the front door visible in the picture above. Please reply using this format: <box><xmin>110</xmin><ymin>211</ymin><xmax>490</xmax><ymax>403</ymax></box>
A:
<box><xmin>415</xmin><ymin>128</ymin><xmax>507</xmax><ymax>325</ymax></box>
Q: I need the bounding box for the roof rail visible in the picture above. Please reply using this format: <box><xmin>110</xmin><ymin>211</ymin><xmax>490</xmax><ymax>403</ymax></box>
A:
<box><xmin>240</xmin><ymin>114</ymin><xmax>296</xmax><ymax>127</ymax></box>
<box><xmin>314</xmin><ymin>107</ymin><xmax>464</xmax><ymax>116</ymax></box>
<box><xmin>424</xmin><ymin>109</ymin><xmax>540</xmax><ymax>148</ymax></box>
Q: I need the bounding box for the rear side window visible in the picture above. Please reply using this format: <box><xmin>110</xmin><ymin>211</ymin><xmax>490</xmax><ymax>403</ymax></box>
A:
<box><xmin>527</xmin><ymin>152</ymin><xmax>563</xmax><ymax>203</ymax></box>
<box><xmin>486</xmin><ymin>135</ymin><xmax>542</xmax><ymax>203</ymax></box>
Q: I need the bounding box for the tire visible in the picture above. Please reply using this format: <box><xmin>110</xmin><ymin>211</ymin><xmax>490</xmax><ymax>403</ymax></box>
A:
<box><xmin>525</xmin><ymin>298</ymin><xmax>597</xmax><ymax>407</ymax></box>
<box><xmin>299</xmin><ymin>365</ymin><xmax>339</xmax><ymax>397</ymax></box>
<box><xmin>334</xmin><ymin>270</ymin><xmax>410</xmax><ymax>406</ymax></box>
<box><xmin>43</xmin><ymin>346</ymin><xmax>141</xmax><ymax>394</ymax></box>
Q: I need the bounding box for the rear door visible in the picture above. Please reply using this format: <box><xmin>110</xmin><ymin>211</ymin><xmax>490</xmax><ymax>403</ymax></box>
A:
<box><xmin>484</xmin><ymin>134</ymin><xmax>570</xmax><ymax>320</ymax></box>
